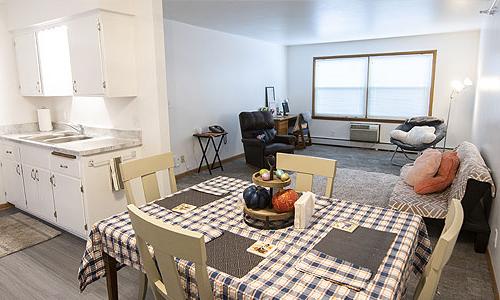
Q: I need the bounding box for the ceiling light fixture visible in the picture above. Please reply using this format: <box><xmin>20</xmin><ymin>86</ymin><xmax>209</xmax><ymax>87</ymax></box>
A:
<box><xmin>480</xmin><ymin>0</ymin><xmax>498</xmax><ymax>15</ymax></box>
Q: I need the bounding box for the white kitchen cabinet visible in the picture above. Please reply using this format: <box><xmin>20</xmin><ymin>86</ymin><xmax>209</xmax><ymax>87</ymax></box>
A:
<box><xmin>13</xmin><ymin>32</ymin><xmax>42</xmax><ymax>96</ymax></box>
<box><xmin>67</xmin><ymin>11</ymin><xmax>136</xmax><ymax>97</ymax></box>
<box><xmin>1</xmin><ymin>159</ymin><xmax>26</xmax><ymax>209</ymax></box>
<box><xmin>22</xmin><ymin>163</ymin><xmax>56</xmax><ymax>223</ymax></box>
<box><xmin>36</xmin><ymin>25</ymin><xmax>73</xmax><ymax>96</ymax></box>
<box><xmin>52</xmin><ymin>172</ymin><xmax>86</xmax><ymax>237</ymax></box>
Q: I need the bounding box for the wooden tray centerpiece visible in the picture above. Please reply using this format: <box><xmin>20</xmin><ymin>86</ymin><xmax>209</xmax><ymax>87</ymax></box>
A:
<box><xmin>243</xmin><ymin>171</ymin><xmax>294</xmax><ymax>230</ymax></box>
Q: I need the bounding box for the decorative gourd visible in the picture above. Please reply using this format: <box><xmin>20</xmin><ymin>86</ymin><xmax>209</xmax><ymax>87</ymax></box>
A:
<box><xmin>243</xmin><ymin>185</ymin><xmax>271</xmax><ymax>209</ymax></box>
<box><xmin>272</xmin><ymin>189</ymin><xmax>299</xmax><ymax>213</ymax></box>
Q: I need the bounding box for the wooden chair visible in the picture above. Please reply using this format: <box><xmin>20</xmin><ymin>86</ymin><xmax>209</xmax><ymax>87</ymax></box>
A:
<box><xmin>276</xmin><ymin>153</ymin><xmax>337</xmax><ymax>197</ymax></box>
<box><xmin>290</xmin><ymin>113</ymin><xmax>312</xmax><ymax>149</ymax></box>
<box><xmin>414</xmin><ymin>199</ymin><xmax>464</xmax><ymax>300</ymax></box>
<box><xmin>119</xmin><ymin>152</ymin><xmax>178</xmax><ymax>299</ymax></box>
<box><xmin>120</xmin><ymin>152</ymin><xmax>177</xmax><ymax>205</ymax></box>
<box><xmin>127</xmin><ymin>204</ymin><xmax>213</xmax><ymax>300</ymax></box>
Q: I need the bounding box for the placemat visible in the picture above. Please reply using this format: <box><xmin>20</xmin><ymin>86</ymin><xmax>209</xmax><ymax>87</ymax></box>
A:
<box><xmin>314</xmin><ymin>226</ymin><xmax>396</xmax><ymax>274</ymax></box>
<box><xmin>155</xmin><ymin>189</ymin><xmax>225</xmax><ymax>210</ymax></box>
<box><xmin>205</xmin><ymin>231</ymin><xmax>264</xmax><ymax>278</ymax></box>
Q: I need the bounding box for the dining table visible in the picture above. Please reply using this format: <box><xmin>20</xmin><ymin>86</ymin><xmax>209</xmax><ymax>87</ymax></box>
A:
<box><xmin>78</xmin><ymin>176</ymin><xmax>432</xmax><ymax>300</ymax></box>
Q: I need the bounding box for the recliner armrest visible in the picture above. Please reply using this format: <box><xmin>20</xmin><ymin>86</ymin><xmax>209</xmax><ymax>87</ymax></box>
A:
<box><xmin>273</xmin><ymin>135</ymin><xmax>296</xmax><ymax>145</ymax></box>
<box><xmin>241</xmin><ymin>138</ymin><xmax>265</xmax><ymax>147</ymax></box>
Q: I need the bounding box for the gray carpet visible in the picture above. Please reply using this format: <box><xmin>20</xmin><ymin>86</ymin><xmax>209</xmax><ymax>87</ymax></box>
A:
<box><xmin>0</xmin><ymin>213</ymin><xmax>60</xmax><ymax>258</ymax></box>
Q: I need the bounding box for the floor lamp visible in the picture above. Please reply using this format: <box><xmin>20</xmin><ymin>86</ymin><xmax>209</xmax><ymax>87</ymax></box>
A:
<box><xmin>443</xmin><ymin>78</ymin><xmax>473</xmax><ymax>150</ymax></box>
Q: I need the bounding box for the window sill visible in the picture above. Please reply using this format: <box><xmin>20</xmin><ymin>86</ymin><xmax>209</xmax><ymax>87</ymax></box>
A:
<box><xmin>312</xmin><ymin>116</ymin><xmax>407</xmax><ymax>124</ymax></box>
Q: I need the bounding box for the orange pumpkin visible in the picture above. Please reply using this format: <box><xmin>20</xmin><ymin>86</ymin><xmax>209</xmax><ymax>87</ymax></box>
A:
<box><xmin>272</xmin><ymin>189</ymin><xmax>299</xmax><ymax>213</ymax></box>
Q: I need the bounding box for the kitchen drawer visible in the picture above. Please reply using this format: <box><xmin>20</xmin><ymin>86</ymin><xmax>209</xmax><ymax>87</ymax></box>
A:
<box><xmin>0</xmin><ymin>143</ymin><xmax>21</xmax><ymax>161</ymax></box>
<box><xmin>20</xmin><ymin>144</ymin><xmax>51</xmax><ymax>169</ymax></box>
<box><xmin>50</xmin><ymin>152</ymin><xmax>80</xmax><ymax>178</ymax></box>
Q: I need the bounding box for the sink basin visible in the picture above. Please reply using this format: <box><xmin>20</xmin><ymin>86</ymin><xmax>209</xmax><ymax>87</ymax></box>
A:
<box><xmin>43</xmin><ymin>135</ymin><xmax>93</xmax><ymax>144</ymax></box>
<box><xmin>22</xmin><ymin>132</ymin><xmax>79</xmax><ymax>141</ymax></box>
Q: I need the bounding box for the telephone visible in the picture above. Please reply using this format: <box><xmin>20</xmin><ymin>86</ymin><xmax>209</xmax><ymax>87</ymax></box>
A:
<box><xmin>209</xmin><ymin>125</ymin><xmax>225</xmax><ymax>133</ymax></box>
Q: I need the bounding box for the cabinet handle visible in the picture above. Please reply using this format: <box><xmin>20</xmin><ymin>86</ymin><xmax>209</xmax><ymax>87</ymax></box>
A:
<box><xmin>36</xmin><ymin>81</ymin><xmax>41</xmax><ymax>94</ymax></box>
<box><xmin>5</xmin><ymin>150</ymin><xmax>12</xmax><ymax>154</ymax></box>
<box><xmin>51</xmin><ymin>175</ymin><xmax>56</xmax><ymax>187</ymax></box>
<box><xmin>16</xmin><ymin>164</ymin><xmax>21</xmax><ymax>175</ymax></box>
<box><xmin>35</xmin><ymin>169</ymin><xmax>39</xmax><ymax>182</ymax></box>
<box><xmin>73</xmin><ymin>80</ymin><xmax>77</xmax><ymax>93</ymax></box>
<box><xmin>59</xmin><ymin>164</ymin><xmax>68</xmax><ymax>169</ymax></box>
<box><xmin>31</xmin><ymin>169</ymin><xmax>35</xmax><ymax>180</ymax></box>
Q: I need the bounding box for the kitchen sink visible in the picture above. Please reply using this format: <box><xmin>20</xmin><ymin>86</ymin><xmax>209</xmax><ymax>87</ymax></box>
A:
<box><xmin>43</xmin><ymin>135</ymin><xmax>93</xmax><ymax>144</ymax></box>
<box><xmin>22</xmin><ymin>132</ymin><xmax>79</xmax><ymax>141</ymax></box>
<box><xmin>21</xmin><ymin>132</ymin><xmax>93</xmax><ymax>144</ymax></box>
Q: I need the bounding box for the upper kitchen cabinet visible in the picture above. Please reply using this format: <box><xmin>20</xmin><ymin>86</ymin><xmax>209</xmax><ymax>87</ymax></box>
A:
<box><xmin>36</xmin><ymin>25</ymin><xmax>73</xmax><ymax>96</ymax></box>
<box><xmin>14</xmin><ymin>32</ymin><xmax>42</xmax><ymax>96</ymax></box>
<box><xmin>67</xmin><ymin>11</ymin><xmax>136</xmax><ymax>97</ymax></box>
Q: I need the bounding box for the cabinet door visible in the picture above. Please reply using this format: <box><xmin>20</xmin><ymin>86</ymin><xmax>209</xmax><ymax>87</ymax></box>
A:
<box><xmin>34</xmin><ymin>168</ymin><xmax>56</xmax><ymax>222</ymax></box>
<box><xmin>14</xmin><ymin>33</ymin><xmax>42</xmax><ymax>96</ymax></box>
<box><xmin>52</xmin><ymin>173</ymin><xmax>86</xmax><ymax>237</ymax></box>
<box><xmin>21</xmin><ymin>163</ymin><xmax>37</xmax><ymax>213</ymax></box>
<box><xmin>67</xmin><ymin>14</ymin><xmax>104</xmax><ymax>96</ymax></box>
<box><xmin>2</xmin><ymin>160</ymin><xmax>26</xmax><ymax>209</ymax></box>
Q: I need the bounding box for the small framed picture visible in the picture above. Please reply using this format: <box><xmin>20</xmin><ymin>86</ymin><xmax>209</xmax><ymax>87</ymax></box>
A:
<box><xmin>265</xmin><ymin>86</ymin><xmax>275</xmax><ymax>107</ymax></box>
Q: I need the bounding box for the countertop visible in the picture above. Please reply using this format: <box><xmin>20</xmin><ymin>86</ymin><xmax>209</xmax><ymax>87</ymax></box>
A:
<box><xmin>1</xmin><ymin>131</ymin><xmax>142</xmax><ymax>157</ymax></box>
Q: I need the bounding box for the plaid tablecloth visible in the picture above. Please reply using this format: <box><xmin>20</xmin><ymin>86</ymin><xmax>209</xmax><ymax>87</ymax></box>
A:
<box><xmin>78</xmin><ymin>176</ymin><xmax>431</xmax><ymax>300</ymax></box>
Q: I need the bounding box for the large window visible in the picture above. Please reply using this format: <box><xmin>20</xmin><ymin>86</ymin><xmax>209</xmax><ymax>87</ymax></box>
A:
<box><xmin>312</xmin><ymin>51</ymin><xmax>436</xmax><ymax>122</ymax></box>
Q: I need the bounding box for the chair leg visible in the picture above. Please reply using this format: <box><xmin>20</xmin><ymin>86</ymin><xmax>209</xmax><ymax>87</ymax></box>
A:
<box><xmin>391</xmin><ymin>146</ymin><xmax>417</xmax><ymax>166</ymax></box>
<box><xmin>138</xmin><ymin>273</ymin><xmax>148</xmax><ymax>300</ymax></box>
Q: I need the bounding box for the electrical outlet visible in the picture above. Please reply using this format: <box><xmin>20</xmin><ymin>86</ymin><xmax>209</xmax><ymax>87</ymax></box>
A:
<box><xmin>495</xmin><ymin>228</ymin><xmax>498</xmax><ymax>248</ymax></box>
<box><xmin>174</xmin><ymin>156</ymin><xmax>182</xmax><ymax>167</ymax></box>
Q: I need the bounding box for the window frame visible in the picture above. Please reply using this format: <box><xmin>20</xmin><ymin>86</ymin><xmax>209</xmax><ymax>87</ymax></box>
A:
<box><xmin>311</xmin><ymin>50</ymin><xmax>437</xmax><ymax>123</ymax></box>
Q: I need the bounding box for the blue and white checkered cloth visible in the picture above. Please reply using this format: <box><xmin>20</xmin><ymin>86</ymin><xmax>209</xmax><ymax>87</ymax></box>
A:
<box><xmin>78</xmin><ymin>176</ymin><xmax>431</xmax><ymax>299</ymax></box>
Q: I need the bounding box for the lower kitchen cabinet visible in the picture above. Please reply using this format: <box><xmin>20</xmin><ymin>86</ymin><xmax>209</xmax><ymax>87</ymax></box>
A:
<box><xmin>1</xmin><ymin>159</ymin><xmax>26</xmax><ymax>209</ymax></box>
<box><xmin>52</xmin><ymin>172</ymin><xmax>86</xmax><ymax>237</ymax></box>
<box><xmin>22</xmin><ymin>163</ymin><xmax>56</xmax><ymax>223</ymax></box>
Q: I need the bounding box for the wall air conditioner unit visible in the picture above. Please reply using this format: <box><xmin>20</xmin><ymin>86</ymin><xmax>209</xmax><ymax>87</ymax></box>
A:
<box><xmin>350</xmin><ymin>123</ymin><xmax>380</xmax><ymax>143</ymax></box>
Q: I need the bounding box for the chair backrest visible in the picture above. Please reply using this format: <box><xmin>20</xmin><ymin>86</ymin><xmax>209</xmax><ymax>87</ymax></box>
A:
<box><xmin>414</xmin><ymin>199</ymin><xmax>464</xmax><ymax>300</ymax></box>
<box><xmin>239</xmin><ymin>111</ymin><xmax>275</xmax><ymax>139</ymax></box>
<box><xmin>276</xmin><ymin>153</ymin><xmax>337</xmax><ymax>197</ymax></box>
<box><xmin>127</xmin><ymin>204</ymin><xmax>212</xmax><ymax>300</ymax></box>
<box><xmin>120</xmin><ymin>153</ymin><xmax>177</xmax><ymax>205</ymax></box>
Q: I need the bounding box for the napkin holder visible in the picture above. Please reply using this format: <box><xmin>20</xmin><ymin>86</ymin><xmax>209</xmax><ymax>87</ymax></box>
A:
<box><xmin>294</xmin><ymin>192</ymin><xmax>315</xmax><ymax>229</ymax></box>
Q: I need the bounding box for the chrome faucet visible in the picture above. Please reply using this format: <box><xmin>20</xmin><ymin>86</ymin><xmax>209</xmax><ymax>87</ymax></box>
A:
<box><xmin>60</xmin><ymin>123</ymin><xmax>85</xmax><ymax>135</ymax></box>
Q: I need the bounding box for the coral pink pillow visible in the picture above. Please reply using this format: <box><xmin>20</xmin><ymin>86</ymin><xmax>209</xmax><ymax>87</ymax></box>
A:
<box><xmin>414</xmin><ymin>151</ymin><xmax>460</xmax><ymax>194</ymax></box>
<box><xmin>404</xmin><ymin>149</ymin><xmax>442</xmax><ymax>187</ymax></box>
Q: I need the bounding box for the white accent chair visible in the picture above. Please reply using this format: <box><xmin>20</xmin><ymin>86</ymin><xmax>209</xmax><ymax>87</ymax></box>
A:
<box><xmin>119</xmin><ymin>152</ymin><xmax>178</xmax><ymax>299</ymax></box>
<box><xmin>276</xmin><ymin>153</ymin><xmax>337</xmax><ymax>197</ymax></box>
<box><xmin>128</xmin><ymin>204</ymin><xmax>213</xmax><ymax>300</ymax></box>
<box><xmin>414</xmin><ymin>198</ymin><xmax>464</xmax><ymax>300</ymax></box>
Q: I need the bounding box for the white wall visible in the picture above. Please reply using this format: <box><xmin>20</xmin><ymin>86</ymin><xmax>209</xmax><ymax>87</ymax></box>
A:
<box><xmin>471</xmin><ymin>13</ymin><xmax>500</xmax><ymax>289</ymax></box>
<box><xmin>164</xmin><ymin>20</ymin><xmax>287</xmax><ymax>174</ymax></box>
<box><xmin>287</xmin><ymin>31</ymin><xmax>480</xmax><ymax>148</ymax></box>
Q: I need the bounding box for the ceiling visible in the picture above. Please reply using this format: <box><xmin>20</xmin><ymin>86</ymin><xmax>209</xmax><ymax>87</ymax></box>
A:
<box><xmin>163</xmin><ymin>0</ymin><xmax>491</xmax><ymax>45</ymax></box>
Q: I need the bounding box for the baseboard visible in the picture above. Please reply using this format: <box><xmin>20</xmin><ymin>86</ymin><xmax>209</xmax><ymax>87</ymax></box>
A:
<box><xmin>176</xmin><ymin>153</ymin><xmax>245</xmax><ymax>179</ymax></box>
<box><xmin>487</xmin><ymin>249</ymin><xmax>500</xmax><ymax>300</ymax></box>
<box><xmin>0</xmin><ymin>203</ymin><xmax>13</xmax><ymax>211</ymax></box>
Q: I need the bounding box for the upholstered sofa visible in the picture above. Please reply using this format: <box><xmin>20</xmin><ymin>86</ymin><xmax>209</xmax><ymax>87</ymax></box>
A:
<box><xmin>389</xmin><ymin>142</ymin><xmax>495</xmax><ymax>253</ymax></box>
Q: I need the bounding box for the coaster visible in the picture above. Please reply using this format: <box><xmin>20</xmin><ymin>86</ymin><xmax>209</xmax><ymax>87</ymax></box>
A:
<box><xmin>171</xmin><ymin>203</ymin><xmax>197</xmax><ymax>214</ymax></box>
<box><xmin>246</xmin><ymin>241</ymin><xmax>277</xmax><ymax>258</ymax></box>
<box><xmin>331</xmin><ymin>220</ymin><xmax>359</xmax><ymax>233</ymax></box>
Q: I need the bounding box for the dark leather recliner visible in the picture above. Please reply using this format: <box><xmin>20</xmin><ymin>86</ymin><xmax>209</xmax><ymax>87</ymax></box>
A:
<box><xmin>239</xmin><ymin>111</ymin><xmax>295</xmax><ymax>168</ymax></box>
